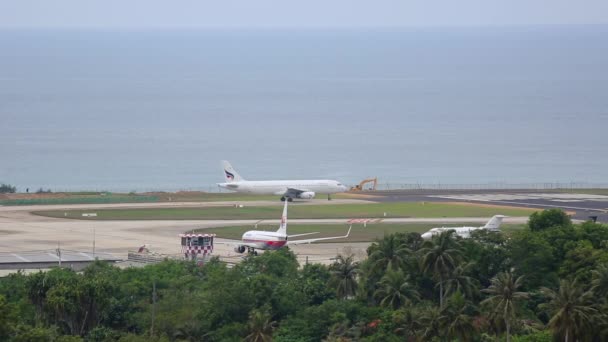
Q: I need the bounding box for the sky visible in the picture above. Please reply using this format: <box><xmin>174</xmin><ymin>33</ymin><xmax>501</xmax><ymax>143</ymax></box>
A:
<box><xmin>1</xmin><ymin>0</ymin><xmax>608</xmax><ymax>29</ymax></box>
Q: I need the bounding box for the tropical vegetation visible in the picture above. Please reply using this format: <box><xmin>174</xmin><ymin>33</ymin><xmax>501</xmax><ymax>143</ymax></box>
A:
<box><xmin>0</xmin><ymin>183</ymin><xmax>16</xmax><ymax>193</ymax></box>
<box><xmin>0</xmin><ymin>209</ymin><xmax>607</xmax><ymax>341</ymax></box>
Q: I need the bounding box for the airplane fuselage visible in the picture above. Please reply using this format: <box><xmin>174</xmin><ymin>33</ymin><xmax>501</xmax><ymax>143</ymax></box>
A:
<box><xmin>421</xmin><ymin>226</ymin><xmax>482</xmax><ymax>239</ymax></box>
<box><xmin>218</xmin><ymin>180</ymin><xmax>347</xmax><ymax>195</ymax></box>
<box><xmin>241</xmin><ymin>230</ymin><xmax>288</xmax><ymax>250</ymax></box>
<box><xmin>421</xmin><ymin>215</ymin><xmax>505</xmax><ymax>240</ymax></box>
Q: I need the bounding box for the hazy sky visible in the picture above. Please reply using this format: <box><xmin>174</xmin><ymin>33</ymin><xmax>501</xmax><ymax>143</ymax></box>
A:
<box><xmin>1</xmin><ymin>0</ymin><xmax>608</xmax><ymax>29</ymax></box>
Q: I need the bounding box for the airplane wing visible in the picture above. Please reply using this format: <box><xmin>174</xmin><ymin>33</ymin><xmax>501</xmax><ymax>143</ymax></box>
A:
<box><xmin>288</xmin><ymin>232</ymin><xmax>320</xmax><ymax>238</ymax></box>
<box><xmin>285</xmin><ymin>187</ymin><xmax>307</xmax><ymax>197</ymax></box>
<box><xmin>214</xmin><ymin>240</ymin><xmax>247</xmax><ymax>247</ymax></box>
<box><xmin>287</xmin><ymin>226</ymin><xmax>352</xmax><ymax>245</ymax></box>
<box><xmin>218</xmin><ymin>183</ymin><xmax>239</xmax><ymax>189</ymax></box>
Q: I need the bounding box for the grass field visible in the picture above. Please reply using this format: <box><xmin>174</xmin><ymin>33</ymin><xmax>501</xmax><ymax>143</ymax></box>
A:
<box><xmin>0</xmin><ymin>193</ymin><xmax>159</xmax><ymax>206</ymax></box>
<box><xmin>557</xmin><ymin>189</ymin><xmax>608</xmax><ymax>196</ymax></box>
<box><xmin>151</xmin><ymin>192</ymin><xmax>285</xmax><ymax>202</ymax></box>
<box><xmin>197</xmin><ymin>223</ymin><xmax>526</xmax><ymax>242</ymax></box>
<box><xmin>0</xmin><ymin>192</ymin><xmax>285</xmax><ymax>206</ymax></box>
<box><xmin>34</xmin><ymin>202</ymin><xmax>538</xmax><ymax>220</ymax></box>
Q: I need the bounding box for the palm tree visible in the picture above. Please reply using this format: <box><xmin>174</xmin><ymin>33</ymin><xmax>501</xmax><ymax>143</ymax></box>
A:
<box><xmin>368</xmin><ymin>234</ymin><xmax>411</xmax><ymax>272</ymax></box>
<box><xmin>590</xmin><ymin>263</ymin><xmax>608</xmax><ymax>339</ymax></box>
<box><xmin>419</xmin><ymin>230</ymin><xmax>463</xmax><ymax>308</ymax></box>
<box><xmin>46</xmin><ymin>284</ymin><xmax>73</xmax><ymax>331</ymax></box>
<box><xmin>393</xmin><ymin>307</ymin><xmax>424</xmax><ymax>339</ymax></box>
<box><xmin>591</xmin><ymin>263</ymin><xmax>608</xmax><ymax>298</ymax></box>
<box><xmin>443</xmin><ymin>263</ymin><xmax>478</xmax><ymax>300</ymax></box>
<box><xmin>540</xmin><ymin>278</ymin><xmax>598</xmax><ymax>342</ymax></box>
<box><xmin>441</xmin><ymin>291</ymin><xmax>477</xmax><ymax>342</ymax></box>
<box><xmin>324</xmin><ymin>320</ymin><xmax>364</xmax><ymax>341</ymax></box>
<box><xmin>245</xmin><ymin>308</ymin><xmax>277</xmax><ymax>342</ymax></box>
<box><xmin>354</xmin><ymin>259</ymin><xmax>375</xmax><ymax>303</ymax></box>
<box><xmin>418</xmin><ymin>306</ymin><xmax>443</xmax><ymax>340</ymax></box>
<box><xmin>444</xmin><ymin>312</ymin><xmax>475</xmax><ymax>342</ymax></box>
<box><xmin>599</xmin><ymin>301</ymin><xmax>608</xmax><ymax>341</ymax></box>
<box><xmin>402</xmin><ymin>232</ymin><xmax>425</xmax><ymax>252</ymax></box>
<box><xmin>373</xmin><ymin>270</ymin><xmax>420</xmax><ymax>309</ymax></box>
<box><xmin>481</xmin><ymin>271</ymin><xmax>528</xmax><ymax>342</ymax></box>
<box><xmin>329</xmin><ymin>254</ymin><xmax>359</xmax><ymax>299</ymax></box>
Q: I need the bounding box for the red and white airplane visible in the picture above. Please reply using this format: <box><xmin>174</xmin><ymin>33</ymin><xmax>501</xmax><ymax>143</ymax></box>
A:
<box><xmin>222</xmin><ymin>200</ymin><xmax>352</xmax><ymax>255</ymax></box>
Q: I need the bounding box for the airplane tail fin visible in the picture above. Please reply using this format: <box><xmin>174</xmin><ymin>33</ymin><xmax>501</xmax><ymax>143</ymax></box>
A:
<box><xmin>221</xmin><ymin>160</ymin><xmax>245</xmax><ymax>183</ymax></box>
<box><xmin>276</xmin><ymin>200</ymin><xmax>288</xmax><ymax>236</ymax></box>
<box><xmin>483</xmin><ymin>215</ymin><xmax>506</xmax><ymax>231</ymax></box>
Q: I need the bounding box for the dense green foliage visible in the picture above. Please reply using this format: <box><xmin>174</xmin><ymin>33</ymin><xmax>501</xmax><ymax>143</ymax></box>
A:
<box><xmin>0</xmin><ymin>183</ymin><xmax>17</xmax><ymax>193</ymax></box>
<box><xmin>1</xmin><ymin>210</ymin><xmax>607</xmax><ymax>341</ymax></box>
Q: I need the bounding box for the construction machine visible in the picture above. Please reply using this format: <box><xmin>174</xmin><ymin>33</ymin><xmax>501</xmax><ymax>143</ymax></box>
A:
<box><xmin>350</xmin><ymin>178</ymin><xmax>377</xmax><ymax>191</ymax></box>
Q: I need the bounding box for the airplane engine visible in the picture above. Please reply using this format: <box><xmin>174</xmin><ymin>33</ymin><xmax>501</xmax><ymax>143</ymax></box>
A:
<box><xmin>297</xmin><ymin>191</ymin><xmax>315</xmax><ymax>199</ymax></box>
<box><xmin>234</xmin><ymin>245</ymin><xmax>246</xmax><ymax>254</ymax></box>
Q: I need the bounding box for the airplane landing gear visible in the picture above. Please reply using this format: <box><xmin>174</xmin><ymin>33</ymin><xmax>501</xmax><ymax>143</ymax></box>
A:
<box><xmin>328</xmin><ymin>194</ymin><xmax>332</xmax><ymax>201</ymax></box>
<box><xmin>247</xmin><ymin>247</ymin><xmax>258</xmax><ymax>256</ymax></box>
<box><xmin>281</xmin><ymin>196</ymin><xmax>294</xmax><ymax>202</ymax></box>
<box><xmin>280</xmin><ymin>197</ymin><xmax>286</xmax><ymax>202</ymax></box>
<box><xmin>287</xmin><ymin>197</ymin><xmax>293</xmax><ymax>202</ymax></box>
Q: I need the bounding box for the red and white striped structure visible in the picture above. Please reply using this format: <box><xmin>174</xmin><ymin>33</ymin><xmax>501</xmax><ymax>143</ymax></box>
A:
<box><xmin>347</xmin><ymin>218</ymin><xmax>377</xmax><ymax>224</ymax></box>
<box><xmin>347</xmin><ymin>218</ymin><xmax>379</xmax><ymax>227</ymax></box>
<box><xmin>179</xmin><ymin>233</ymin><xmax>216</xmax><ymax>260</ymax></box>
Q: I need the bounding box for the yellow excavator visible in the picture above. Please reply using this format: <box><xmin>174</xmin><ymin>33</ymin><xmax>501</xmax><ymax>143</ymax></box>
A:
<box><xmin>350</xmin><ymin>178</ymin><xmax>378</xmax><ymax>191</ymax></box>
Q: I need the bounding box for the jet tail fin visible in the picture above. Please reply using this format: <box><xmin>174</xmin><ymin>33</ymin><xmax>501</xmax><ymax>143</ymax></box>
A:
<box><xmin>221</xmin><ymin>160</ymin><xmax>245</xmax><ymax>183</ymax></box>
<box><xmin>276</xmin><ymin>200</ymin><xmax>288</xmax><ymax>236</ymax></box>
<box><xmin>483</xmin><ymin>215</ymin><xmax>506</xmax><ymax>230</ymax></box>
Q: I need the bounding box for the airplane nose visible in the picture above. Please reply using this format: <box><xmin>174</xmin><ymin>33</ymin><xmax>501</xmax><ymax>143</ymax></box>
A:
<box><xmin>421</xmin><ymin>233</ymin><xmax>431</xmax><ymax>239</ymax></box>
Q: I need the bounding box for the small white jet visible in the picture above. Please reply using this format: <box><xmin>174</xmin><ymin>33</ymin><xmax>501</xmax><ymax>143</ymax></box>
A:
<box><xmin>220</xmin><ymin>200</ymin><xmax>352</xmax><ymax>255</ymax></box>
<box><xmin>421</xmin><ymin>215</ymin><xmax>506</xmax><ymax>240</ymax></box>
<box><xmin>217</xmin><ymin>160</ymin><xmax>348</xmax><ymax>201</ymax></box>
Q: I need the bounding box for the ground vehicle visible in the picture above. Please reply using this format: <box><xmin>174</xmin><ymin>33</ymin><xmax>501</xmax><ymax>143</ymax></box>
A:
<box><xmin>350</xmin><ymin>178</ymin><xmax>377</xmax><ymax>191</ymax></box>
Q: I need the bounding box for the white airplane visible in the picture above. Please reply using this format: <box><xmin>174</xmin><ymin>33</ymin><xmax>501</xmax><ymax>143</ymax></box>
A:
<box><xmin>220</xmin><ymin>200</ymin><xmax>352</xmax><ymax>255</ymax></box>
<box><xmin>217</xmin><ymin>160</ymin><xmax>348</xmax><ymax>201</ymax></box>
<box><xmin>420</xmin><ymin>215</ymin><xmax>506</xmax><ymax>240</ymax></box>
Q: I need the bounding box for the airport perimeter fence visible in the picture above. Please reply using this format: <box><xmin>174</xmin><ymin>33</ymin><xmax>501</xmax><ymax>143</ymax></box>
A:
<box><xmin>207</xmin><ymin>182</ymin><xmax>608</xmax><ymax>192</ymax></box>
<box><xmin>7</xmin><ymin>182</ymin><xmax>608</xmax><ymax>196</ymax></box>
<box><xmin>213</xmin><ymin>182</ymin><xmax>606</xmax><ymax>193</ymax></box>
<box><xmin>372</xmin><ymin>182</ymin><xmax>608</xmax><ymax>191</ymax></box>
<box><xmin>0</xmin><ymin>195</ymin><xmax>159</xmax><ymax>206</ymax></box>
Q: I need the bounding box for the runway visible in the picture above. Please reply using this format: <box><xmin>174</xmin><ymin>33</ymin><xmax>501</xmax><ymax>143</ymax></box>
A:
<box><xmin>369</xmin><ymin>190</ymin><xmax>608</xmax><ymax>222</ymax></box>
<box><xmin>0</xmin><ymin>198</ymin><xmax>372</xmax><ymax>213</ymax></box>
<box><xmin>427</xmin><ymin>193</ymin><xmax>608</xmax><ymax>222</ymax></box>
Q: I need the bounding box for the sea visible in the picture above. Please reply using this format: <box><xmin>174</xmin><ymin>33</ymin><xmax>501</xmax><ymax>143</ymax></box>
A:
<box><xmin>1</xmin><ymin>27</ymin><xmax>607</xmax><ymax>192</ymax></box>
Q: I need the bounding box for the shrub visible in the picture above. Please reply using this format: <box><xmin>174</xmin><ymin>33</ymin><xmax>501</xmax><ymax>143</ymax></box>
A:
<box><xmin>0</xmin><ymin>183</ymin><xmax>16</xmax><ymax>193</ymax></box>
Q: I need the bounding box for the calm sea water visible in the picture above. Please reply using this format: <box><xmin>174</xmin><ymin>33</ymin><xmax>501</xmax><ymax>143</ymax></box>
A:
<box><xmin>1</xmin><ymin>27</ymin><xmax>607</xmax><ymax>191</ymax></box>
